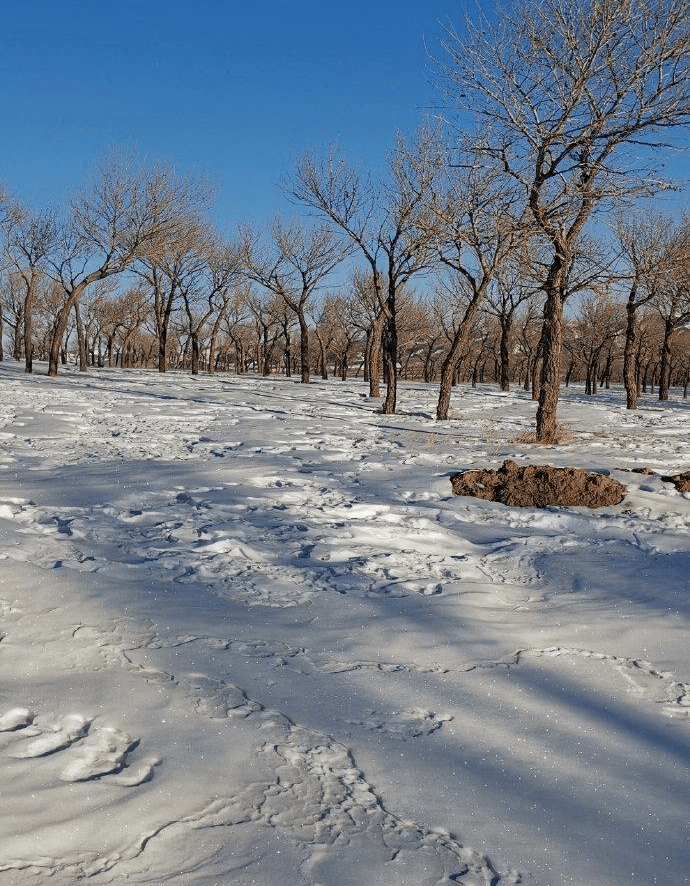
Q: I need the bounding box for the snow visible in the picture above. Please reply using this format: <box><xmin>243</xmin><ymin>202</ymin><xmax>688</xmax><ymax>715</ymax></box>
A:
<box><xmin>0</xmin><ymin>360</ymin><xmax>688</xmax><ymax>886</ymax></box>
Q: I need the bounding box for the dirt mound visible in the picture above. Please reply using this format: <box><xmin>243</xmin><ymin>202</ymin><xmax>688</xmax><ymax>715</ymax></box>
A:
<box><xmin>619</xmin><ymin>468</ymin><xmax>690</xmax><ymax>492</ymax></box>
<box><xmin>662</xmin><ymin>471</ymin><xmax>690</xmax><ymax>492</ymax></box>
<box><xmin>450</xmin><ymin>459</ymin><xmax>626</xmax><ymax>509</ymax></box>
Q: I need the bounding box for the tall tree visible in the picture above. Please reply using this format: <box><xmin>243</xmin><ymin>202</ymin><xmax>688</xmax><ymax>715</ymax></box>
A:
<box><xmin>438</xmin><ymin>0</ymin><xmax>690</xmax><ymax>440</ymax></box>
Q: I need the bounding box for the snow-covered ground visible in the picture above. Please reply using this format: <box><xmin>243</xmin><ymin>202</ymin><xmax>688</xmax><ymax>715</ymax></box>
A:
<box><xmin>0</xmin><ymin>360</ymin><xmax>688</xmax><ymax>886</ymax></box>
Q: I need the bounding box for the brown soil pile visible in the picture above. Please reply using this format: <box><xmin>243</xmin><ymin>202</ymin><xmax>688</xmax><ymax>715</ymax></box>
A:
<box><xmin>662</xmin><ymin>471</ymin><xmax>690</xmax><ymax>492</ymax></box>
<box><xmin>450</xmin><ymin>459</ymin><xmax>627</xmax><ymax>509</ymax></box>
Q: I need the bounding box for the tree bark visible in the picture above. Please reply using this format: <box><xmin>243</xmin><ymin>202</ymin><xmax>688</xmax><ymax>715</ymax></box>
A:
<box><xmin>623</xmin><ymin>296</ymin><xmax>639</xmax><ymax>409</ymax></box>
<box><xmin>48</xmin><ymin>285</ymin><xmax>88</xmax><ymax>376</ymax></box>
<box><xmin>298</xmin><ymin>311</ymin><xmax>310</xmax><ymax>384</ymax></box>
<box><xmin>23</xmin><ymin>282</ymin><xmax>34</xmax><ymax>374</ymax></box>
<box><xmin>368</xmin><ymin>312</ymin><xmax>384</xmax><ymax>398</ymax></box>
<box><xmin>658</xmin><ymin>320</ymin><xmax>673</xmax><ymax>401</ymax></box>
<box><xmin>190</xmin><ymin>334</ymin><xmax>200</xmax><ymax>375</ymax></box>
<box><xmin>499</xmin><ymin>318</ymin><xmax>511</xmax><ymax>391</ymax></box>
<box><xmin>382</xmin><ymin>298</ymin><xmax>398</xmax><ymax>414</ymax></box>
<box><xmin>535</xmin><ymin>291</ymin><xmax>564</xmax><ymax>442</ymax></box>
<box><xmin>75</xmin><ymin>303</ymin><xmax>88</xmax><ymax>372</ymax></box>
<box><xmin>314</xmin><ymin>329</ymin><xmax>328</xmax><ymax>379</ymax></box>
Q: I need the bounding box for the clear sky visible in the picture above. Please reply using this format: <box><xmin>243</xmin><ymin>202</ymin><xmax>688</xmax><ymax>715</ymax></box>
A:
<box><xmin>0</xmin><ymin>0</ymin><xmax>455</xmax><ymax>234</ymax></box>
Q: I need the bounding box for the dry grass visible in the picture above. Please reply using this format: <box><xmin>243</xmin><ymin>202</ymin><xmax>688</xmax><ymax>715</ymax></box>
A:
<box><xmin>591</xmin><ymin>429</ymin><xmax>632</xmax><ymax>448</ymax></box>
<box><xmin>507</xmin><ymin>425</ymin><xmax>577</xmax><ymax>446</ymax></box>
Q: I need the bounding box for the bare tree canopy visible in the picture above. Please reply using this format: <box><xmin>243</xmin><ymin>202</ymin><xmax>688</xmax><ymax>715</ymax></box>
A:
<box><xmin>438</xmin><ymin>0</ymin><xmax>690</xmax><ymax>202</ymax></box>
<box><xmin>287</xmin><ymin>128</ymin><xmax>443</xmax><ymax>411</ymax></box>
<box><xmin>44</xmin><ymin>154</ymin><xmax>211</xmax><ymax>376</ymax></box>
<box><xmin>437</xmin><ymin>0</ymin><xmax>690</xmax><ymax>439</ymax></box>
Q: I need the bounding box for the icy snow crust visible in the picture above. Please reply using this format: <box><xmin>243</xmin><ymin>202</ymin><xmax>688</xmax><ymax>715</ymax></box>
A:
<box><xmin>0</xmin><ymin>361</ymin><xmax>688</xmax><ymax>886</ymax></box>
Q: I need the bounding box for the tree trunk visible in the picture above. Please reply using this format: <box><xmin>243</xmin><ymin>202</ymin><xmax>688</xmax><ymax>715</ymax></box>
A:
<box><xmin>499</xmin><ymin>319</ymin><xmax>511</xmax><ymax>391</ymax></box>
<box><xmin>623</xmin><ymin>297</ymin><xmax>639</xmax><ymax>409</ymax></box>
<box><xmin>382</xmin><ymin>299</ymin><xmax>398</xmax><ymax>414</ymax></box>
<box><xmin>284</xmin><ymin>330</ymin><xmax>291</xmax><ymax>377</ymax></box>
<box><xmin>436</xmin><ymin>287</ymin><xmax>485</xmax><ymax>420</ymax></box>
<box><xmin>535</xmin><ymin>291</ymin><xmax>564</xmax><ymax>442</ymax></box>
<box><xmin>23</xmin><ymin>284</ymin><xmax>34</xmax><ymax>374</ymax></box>
<box><xmin>658</xmin><ymin>320</ymin><xmax>673</xmax><ymax>401</ymax></box>
<box><xmin>315</xmin><ymin>330</ymin><xmax>328</xmax><ymax>379</ymax></box>
<box><xmin>531</xmin><ymin>331</ymin><xmax>544</xmax><ymax>401</ymax></box>
<box><xmin>207</xmin><ymin>314</ymin><xmax>224</xmax><ymax>375</ymax></box>
<box><xmin>191</xmin><ymin>333</ymin><xmax>200</xmax><ymax>375</ymax></box>
<box><xmin>262</xmin><ymin>326</ymin><xmax>271</xmax><ymax>375</ymax></box>
<box><xmin>368</xmin><ymin>312</ymin><xmax>384</xmax><ymax>398</ymax></box>
<box><xmin>298</xmin><ymin>311</ymin><xmax>310</xmax><ymax>384</ymax></box>
<box><xmin>12</xmin><ymin>307</ymin><xmax>24</xmax><ymax>361</ymax></box>
<box><xmin>158</xmin><ymin>322</ymin><xmax>168</xmax><ymax>372</ymax></box>
<box><xmin>48</xmin><ymin>287</ymin><xmax>86</xmax><ymax>376</ymax></box>
<box><xmin>341</xmin><ymin>347</ymin><xmax>349</xmax><ymax>381</ymax></box>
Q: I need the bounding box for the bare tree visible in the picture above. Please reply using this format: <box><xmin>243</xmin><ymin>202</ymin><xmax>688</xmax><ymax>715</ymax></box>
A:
<box><xmin>203</xmin><ymin>241</ymin><xmax>243</xmax><ymax>375</ymax></box>
<box><xmin>615</xmin><ymin>212</ymin><xmax>685</xmax><ymax>408</ymax></box>
<box><xmin>176</xmin><ymin>243</ymin><xmax>212</xmax><ymax>375</ymax></box>
<box><xmin>314</xmin><ymin>291</ymin><xmax>362</xmax><ymax>380</ymax></box>
<box><xmin>247</xmin><ymin>288</ymin><xmax>281</xmax><ymax>376</ymax></box>
<box><xmin>216</xmin><ymin>291</ymin><xmax>252</xmax><ymax>373</ymax></box>
<box><xmin>438</xmin><ymin>0</ymin><xmax>690</xmax><ymax>440</ymax></box>
<box><xmin>428</xmin><ymin>152</ymin><xmax>526</xmax><ymax>419</ymax></box>
<box><xmin>2</xmin><ymin>272</ymin><xmax>27</xmax><ymax>360</ymax></box>
<box><xmin>241</xmin><ymin>218</ymin><xmax>347</xmax><ymax>384</ymax></box>
<box><xmin>654</xmin><ymin>220</ymin><xmax>690</xmax><ymax>399</ymax></box>
<box><xmin>1</xmin><ymin>203</ymin><xmax>57</xmax><ymax>373</ymax></box>
<box><xmin>483</xmin><ymin>252</ymin><xmax>537</xmax><ymax>392</ymax></box>
<box><xmin>45</xmin><ymin>155</ymin><xmax>208</xmax><ymax>376</ymax></box>
<box><xmin>136</xmin><ymin>218</ymin><xmax>212</xmax><ymax>373</ymax></box>
<box><xmin>569</xmin><ymin>291</ymin><xmax>625</xmax><ymax>393</ymax></box>
<box><xmin>287</xmin><ymin>128</ymin><xmax>442</xmax><ymax>412</ymax></box>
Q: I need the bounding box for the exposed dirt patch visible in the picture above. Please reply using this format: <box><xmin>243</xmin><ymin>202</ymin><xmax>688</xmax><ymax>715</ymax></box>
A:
<box><xmin>450</xmin><ymin>459</ymin><xmax>627</xmax><ymax>509</ymax></box>
<box><xmin>662</xmin><ymin>471</ymin><xmax>690</xmax><ymax>493</ymax></box>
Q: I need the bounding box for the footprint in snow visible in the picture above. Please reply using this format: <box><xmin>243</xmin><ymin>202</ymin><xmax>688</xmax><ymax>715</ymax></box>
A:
<box><xmin>0</xmin><ymin>707</ymin><xmax>34</xmax><ymax>731</ymax></box>
<box><xmin>60</xmin><ymin>725</ymin><xmax>160</xmax><ymax>784</ymax></box>
<box><xmin>348</xmin><ymin>708</ymin><xmax>452</xmax><ymax>739</ymax></box>
<box><xmin>1</xmin><ymin>709</ymin><xmax>158</xmax><ymax>785</ymax></box>
<box><xmin>181</xmin><ymin>674</ymin><xmax>262</xmax><ymax>720</ymax></box>
<box><xmin>8</xmin><ymin>713</ymin><xmax>92</xmax><ymax>757</ymax></box>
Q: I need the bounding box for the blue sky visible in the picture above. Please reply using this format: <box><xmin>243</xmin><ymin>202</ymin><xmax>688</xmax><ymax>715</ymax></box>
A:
<box><xmin>0</xmin><ymin>0</ymin><xmax>454</xmax><ymax>233</ymax></box>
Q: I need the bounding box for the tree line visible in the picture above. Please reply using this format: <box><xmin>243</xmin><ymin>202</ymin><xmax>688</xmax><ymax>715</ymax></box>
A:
<box><xmin>1</xmin><ymin>0</ymin><xmax>689</xmax><ymax>440</ymax></box>
<box><xmin>2</xmin><ymin>239</ymin><xmax>688</xmax><ymax>399</ymax></box>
